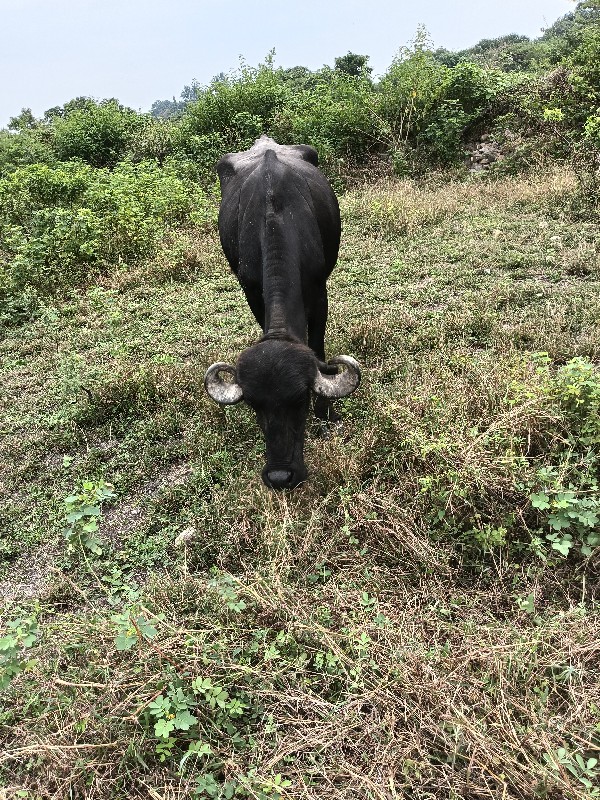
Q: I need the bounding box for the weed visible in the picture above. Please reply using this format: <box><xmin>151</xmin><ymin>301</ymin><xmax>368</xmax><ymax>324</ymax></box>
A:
<box><xmin>63</xmin><ymin>480</ymin><xmax>115</xmax><ymax>555</ymax></box>
<box><xmin>0</xmin><ymin>614</ymin><xmax>39</xmax><ymax>690</ymax></box>
<box><xmin>543</xmin><ymin>747</ymin><xmax>600</xmax><ymax>794</ymax></box>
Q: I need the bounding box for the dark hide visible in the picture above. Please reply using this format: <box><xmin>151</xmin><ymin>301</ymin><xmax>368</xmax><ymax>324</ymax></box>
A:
<box><xmin>213</xmin><ymin>136</ymin><xmax>346</xmax><ymax>490</ymax></box>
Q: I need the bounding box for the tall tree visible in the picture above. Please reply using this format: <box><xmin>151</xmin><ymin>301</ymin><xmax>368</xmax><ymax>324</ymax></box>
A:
<box><xmin>334</xmin><ymin>52</ymin><xmax>373</xmax><ymax>78</ymax></box>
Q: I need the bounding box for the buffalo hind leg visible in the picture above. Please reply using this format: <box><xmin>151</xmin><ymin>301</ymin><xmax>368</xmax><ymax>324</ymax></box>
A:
<box><xmin>307</xmin><ymin>288</ymin><xmax>341</xmax><ymax>424</ymax></box>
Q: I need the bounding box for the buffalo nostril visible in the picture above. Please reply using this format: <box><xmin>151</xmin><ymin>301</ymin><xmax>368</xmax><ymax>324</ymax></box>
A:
<box><xmin>266</xmin><ymin>469</ymin><xmax>293</xmax><ymax>489</ymax></box>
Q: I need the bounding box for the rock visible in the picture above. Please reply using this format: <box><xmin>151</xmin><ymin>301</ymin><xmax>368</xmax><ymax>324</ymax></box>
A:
<box><xmin>174</xmin><ymin>526</ymin><xmax>196</xmax><ymax>546</ymax></box>
<box><xmin>466</xmin><ymin>137</ymin><xmax>502</xmax><ymax>171</ymax></box>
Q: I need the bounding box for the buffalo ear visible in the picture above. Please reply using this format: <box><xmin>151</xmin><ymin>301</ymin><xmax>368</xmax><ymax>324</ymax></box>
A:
<box><xmin>291</xmin><ymin>144</ymin><xmax>319</xmax><ymax>166</ymax></box>
<box><xmin>313</xmin><ymin>356</ymin><xmax>361</xmax><ymax>399</ymax></box>
<box><xmin>204</xmin><ymin>362</ymin><xmax>243</xmax><ymax>405</ymax></box>
<box><xmin>216</xmin><ymin>155</ymin><xmax>237</xmax><ymax>187</ymax></box>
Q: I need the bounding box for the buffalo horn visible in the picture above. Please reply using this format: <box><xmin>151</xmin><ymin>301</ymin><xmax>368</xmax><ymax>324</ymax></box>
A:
<box><xmin>313</xmin><ymin>356</ymin><xmax>361</xmax><ymax>399</ymax></box>
<box><xmin>204</xmin><ymin>362</ymin><xmax>243</xmax><ymax>405</ymax></box>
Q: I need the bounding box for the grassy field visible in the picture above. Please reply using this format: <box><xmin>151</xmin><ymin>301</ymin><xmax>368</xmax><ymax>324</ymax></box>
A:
<box><xmin>1</xmin><ymin>166</ymin><xmax>599</xmax><ymax>799</ymax></box>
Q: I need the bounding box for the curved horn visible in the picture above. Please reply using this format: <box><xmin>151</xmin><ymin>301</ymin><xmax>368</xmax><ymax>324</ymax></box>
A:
<box><xmin>313</xmin><ymin>356</ymin><xmax>361</xmax><ymax>399</ymax></box>
<box><xmin>204</xmin><ymin>362</ymin><xmax>243</xmax><ymax>405</ymax></box>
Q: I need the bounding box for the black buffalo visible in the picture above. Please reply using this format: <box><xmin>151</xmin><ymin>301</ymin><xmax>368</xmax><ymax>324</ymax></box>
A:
<box><xmin>204</xmin><ymin>136</ymin><xmax>361</xmax><ymax>490</ymax></box>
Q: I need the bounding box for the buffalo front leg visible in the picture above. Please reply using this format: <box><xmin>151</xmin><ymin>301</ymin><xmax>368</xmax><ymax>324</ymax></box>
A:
<box><xmin>308</xmin><ymin>288</ymin><xmax>341</xmax><ymax>423</ymax></box>
<box><xmin>242</xmin><ymin>284</ymin><xmax>266</xmax><ymax>331</ymax></box>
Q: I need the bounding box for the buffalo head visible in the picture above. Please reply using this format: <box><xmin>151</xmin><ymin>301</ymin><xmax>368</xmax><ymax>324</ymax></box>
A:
<box><xmin>205</xmin><ymin>339</ymin><xmax>360</xmax><ymax>490</ymax></box>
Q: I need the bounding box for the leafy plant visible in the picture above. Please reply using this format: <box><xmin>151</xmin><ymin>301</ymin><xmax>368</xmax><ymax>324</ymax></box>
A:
<box><xmin>63</xmin><ymin>479</ymin><xmax>115</xmax><ymax>555</ymax></box>
<box><xmin>530</xmin><ymin>486</ymin><xmax>600</xmax><ymax>556</ymax></box>
<box><xmin>112</xmin><ymin>607</ymin><xmax>160</xmax><ymax>651</ymax></box>
<box><xmin>191</xmin><ymin>676</ymin><xmax>249</xmax><ymax>718</ymax></box>
<box><xmin>51</xmin><ymin>98</ymin><xmax>146</xmax><ymax>167</ymax></box>
<box><xmin>514</xmin><ymin>356</ymin><xmax>600</xmax><ymax>559</ymax></box>
<box><xmin>544</xmin><ymin>746</ymin><xmax>599</xmax><ymax>793</ymax></box>
<box><xmin>207</xmin><ymin>571</ymin><xmax>247</xmax><ymax>613</ymax></box>
<box><xmin>192</xmin><ymin>770</ymin><xmax>291</xmax><ymax>800</ymax></box>
<box><xmin>182</xmin><ymin>57</ymin><xmax>287</xmax><ymax>154</ymax></box>
<box><xmin>0</xmin><ymin>615</ymin><xmax>39</xmax><ymax>690</ymax></box>
<box><xmin>554</xmin><ymin>357</ymin><xmax>600</xmax><ymax>445</ymax></box>
<box><xmin>148</xmin><ymin>685</ymin><xmax>199</xmax><ymax>740</ymax></box>
<box><xmin>0</xmin><ymin>161</ymin><xmax>209</xmax><ymax>322</ymax></box>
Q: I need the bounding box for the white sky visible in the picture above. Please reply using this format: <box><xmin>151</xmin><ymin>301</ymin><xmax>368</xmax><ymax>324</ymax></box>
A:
<box><xmin>1</xmin><ymin>0</ymin><xmax>574</xmax><ymax>126</ymax></box>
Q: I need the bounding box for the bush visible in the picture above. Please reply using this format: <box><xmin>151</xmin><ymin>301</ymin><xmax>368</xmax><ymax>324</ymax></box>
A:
<box><xmin>52</xmin><ymin>99</ymin><xmax>146</xmax><ymax>167</ymax></box>
<box><xmin>0</xmin><ymin>161</ymin><xmax>208</xmax><ymax>323</ymax></box>
<box><xmin>375</xmin><ymin>34</ymin><xmax>514</xmax><ymax>167</ymax></box>
<box><xmin>181</xmin><ymin>61</ymin><xmax>288</xmax><ymax>154</ymax></box>
<box><xmin>0</xmin><ymin>130</ymin><xmax>55</xmax><ymax>177</ymax></box>
<box><xmin>566</xmin><ymin>2</ymin><xmax>600</xmax><ymax>115</ymax></box>
<box><xmin>274</xmin><ymin>72</ymin><xmax>378</xmax><ymax>167</ymax></box>
<box><xmin>376</xmin><ymin>28</ymin><xmax>449</xmax><ymax>152</ymax></box>
<box><xmin>511</xmin><ymin>355</ymin><xmax>600</xmax><ymax>559</ymax></box>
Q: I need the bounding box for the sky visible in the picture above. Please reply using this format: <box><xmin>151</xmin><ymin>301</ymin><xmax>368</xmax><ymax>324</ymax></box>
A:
<box><xmin>1</xmin><ymin>0</ymin><xmax>574</xmax><ymax>126</ymax></box>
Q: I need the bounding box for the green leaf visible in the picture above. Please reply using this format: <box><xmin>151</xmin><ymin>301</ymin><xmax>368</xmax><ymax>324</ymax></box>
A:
<box><xmin>223</xmin><ymin>783</ymin><xmax>235</xmax><ymax>799</ymax></box>
<box><xmin>82</xmin><ymin>504</ymin><xmax>102</xmax><ymax>516</ymax></box>
<box><xmin>135</xmin><ymin>618</ymin><xmax>158</xmax><ymax>639</ymax></box>
<box><xmin>174</xmin><ymin>709</ymin><xmax>197</xmax><ymax>730</ymax></box>
<box><xmin>530</xmin><ymin>493</ymin><xmax>551</xmax><ymax>510</ymax></box>
<box><xmin>154</xmin><ymin>718</ymin><xmax>175</xmax><ymax>738</ymax></box>
<box><xmin>148</xmin><ymin>696</ymin><xmax>170</xmax><ymax>715</ymax></box>
<box><xmin>114</xmin><ymin>633</ymin><xmax>136</xmax><ymax>651</ymax></box>
<box><xmin>548</xmin><ymin>514</ymin><xmax>571</xmax><ymax>530</ymax></box>
<box><xmin>179</xmin><ymin>740</ymin><xmax>212</xmax><ymax>768</ymax></box>
<box><xmin>550</xmin><ymin>538</ymin><xmax>572</xmax><ymax>556</ymax></box>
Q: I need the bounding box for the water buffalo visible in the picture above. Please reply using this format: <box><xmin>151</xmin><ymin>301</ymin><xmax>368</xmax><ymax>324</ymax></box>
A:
<box><xmin>204</xmin><ymin>136</ymin><xmax>361</xmax><ymax>490</ymax></box>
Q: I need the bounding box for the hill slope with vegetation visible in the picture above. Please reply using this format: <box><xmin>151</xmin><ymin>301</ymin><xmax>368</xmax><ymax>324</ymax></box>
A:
<box><xmin>1</xmin><ymin>2</ymin><xmax>599</xmax><ymax>798</ymax></box>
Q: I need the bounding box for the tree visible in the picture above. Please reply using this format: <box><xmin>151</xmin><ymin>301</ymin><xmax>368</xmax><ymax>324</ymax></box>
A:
<box><xmin>180</xmin><ymin>81</ymin><xmax>203</xmax><ymax>102</ymax></box>
<box><xmin>150</xmin><ymin>97</ymin><xmax>185</xmax><ymax>120</ymax></box>
<box><xmin>8</xmin><ymin>108</ymin><xmax>38</xmax><ymax>131</ymax></box>
<box><xmin>334</xmin><ymin>52</ymin><xmax>373</xmax><ymax>78</ymax></box>
<box><xmin>43</xmin><ymin>97</ymin><xmax>95</xmax><ymax>122</ymax></box>
<box><xmin>52</xmin><ymin>99</ymin><xmax>144</xmax><ymax>167</ymax></box>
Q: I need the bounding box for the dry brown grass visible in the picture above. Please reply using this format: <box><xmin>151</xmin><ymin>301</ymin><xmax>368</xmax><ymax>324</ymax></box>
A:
<box><xmin>2</xmin><ymin>560</ymin><xmax>598</xmax><ymax>799</ymax></box>
<box><xmin>340</xmin><ymin>167</ymin><xmax>575</xmax><ymax>239</ymax></box>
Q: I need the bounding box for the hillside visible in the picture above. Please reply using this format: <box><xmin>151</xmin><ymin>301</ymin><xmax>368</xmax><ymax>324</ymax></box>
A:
<box><xmin>1</xmin><ymin>166</ymin><xmax>599</xmax><ymax>798</ymax></box>
<box><xmin>2</xmin><ymin>2</ymin><xmax>600</xmax><ymax>796</ymax></box>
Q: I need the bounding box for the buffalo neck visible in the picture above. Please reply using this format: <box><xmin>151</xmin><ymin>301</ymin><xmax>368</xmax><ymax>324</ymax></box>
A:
<box><xmin>261</xmin><ymin>209</ymin><xmax>306</xmax><ymax>341</ymax></box>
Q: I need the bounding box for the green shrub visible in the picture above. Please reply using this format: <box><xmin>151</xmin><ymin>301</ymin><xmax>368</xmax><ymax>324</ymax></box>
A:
<box><xmin>376</xmin><ymin>28</ymin><xmax>449</xmax><ymax>152</ymax></box>
<box><xmin>376</xmin><ymin>34</ymin><xmax>513</xmax><ymax>166</ymax></box>
<box><xmin>417</xmin><ymin>354</ymin><xmax>600</xmax><ymax>561</ymax></box>
<box><xmin>181</xmin><ymin>61</ymin><xmax>288</xmax><ymax>153</ymax></box>
<box><xmin>0</xmin><ymin>161</ymin><xmax>208</xmax><ymax>322</ymax></box>
<box><xmin>418</xmin><ymin>100</ymin><xmax>470</xmax><ymax>164</ymax></box>
<box><xmin>567</xmin><ymin>9</ymin><xmax>600</xmax><ymax>115</ymax></box>
<box><xmin>274</xmin><ymin>72</ymin><xmax>378</xmax><ymax>166</ymax></box>
<box><xmin>521</xmin><ymin>356</ymin><xmax>600</xmax><ymax>559</ymax></box>
<box><xmin>0</xmin><ymin>130</ymin><xmax>55</xmax><ymax>177</ymax></box>
<box><xmin>0</xmin><ymin>615</ymin><xmax>39</xmax><ymax>690</ymax></box>
<box><xmin>129</xmin><ymin>118</ymin><xmax>179</xmax><ymax>165</ymax></box>
<box><xmin>63</xmin><ymin>479</ymin><xmax>116</xmax><ymax>555</ymax></box>
<box><xmin>443</xmin><ymin>61</ymin><xmax>514</xmax><ymax>114</ymax></box>
<box><xmin>52</xmin><ymin>99</ymin><xmax>146</xmax><ymax>167</ymax></box>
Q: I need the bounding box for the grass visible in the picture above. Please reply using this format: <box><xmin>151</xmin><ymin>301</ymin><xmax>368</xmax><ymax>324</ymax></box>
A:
<box><xmin>1</xmin><ymin>165</ymin><xmax>600</xmax><ymax>799</ymax></box>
